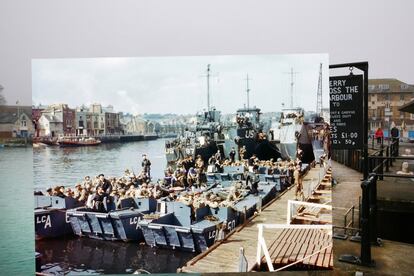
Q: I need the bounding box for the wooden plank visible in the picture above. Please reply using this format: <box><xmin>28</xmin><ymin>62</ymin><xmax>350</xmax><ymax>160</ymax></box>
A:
<box><xmin>269</xmin><ymin>229</ymin><xmax>293</xmax><ymax>260</ymax></box>
<box><xmin>314</xmin><ymin>190</ymin><xmax>332</xmax><ymax>194</ymax></box>
<box><xmin>293</xmin><ymin>215</ymin><xmax>331</xmax><ymax>224</ymax></box>
<box><xmin>281</xmin><ymin>229</ymin><xmax>304</xmax><ymax>263</ymax></box>
<box><xmin>316</xmin><ymin>247</ymin><xmax>327</xmax><ymax>267</ymax></box>
<box><xmin>322</xmin><ymin>246</ymin><xmax>333</xmax><ymax>268</ymax></box>
<box><xmin>268</xmin><ymin>229</ymin><xmax>291</xmax><ymax>257</ymax></box>
<box><xmin>266</xmin><ymin>228</ymin><xmax>288</xmax><ymax>253</ymax></box>
<box><xmin>273</xmin><ymin>230</ymin><xmax>299</xmax><ymax>264</ymax></box>
<box><xmin>301</xmin><ymin>243</ymin><xmax>315</xmax><ymax>265</ymax></box>
<box><xmin>288</xmin><ymin>242</ymin><xmax>306</xmax><ymax>263</ymax></box>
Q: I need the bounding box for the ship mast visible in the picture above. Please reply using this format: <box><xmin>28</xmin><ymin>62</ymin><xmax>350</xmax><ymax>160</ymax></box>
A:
<box><xmin>206</xmin><ymin>64</ymin><xmax>211</xmax><ymax>112</ymax></box>
<box><xmin>285</xmin><ymin>67</ymin><xmax>298</xmax><ymax>108</ymax></box>
<box><xmin>245</xmin><ymin>74</ymin><xmax>251</xmax><ymax>110</ymax></box>
<box><xmin>316</xmin><ymin>63</ymin><xmax>323</xmax><ymax>116</ymax></box>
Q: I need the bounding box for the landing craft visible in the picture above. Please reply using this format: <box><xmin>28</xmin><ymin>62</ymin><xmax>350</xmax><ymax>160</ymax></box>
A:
<box><xmin>34</xmin><ymin>195</ymin><xmax>82</xmax><ymax>240</ymax></box>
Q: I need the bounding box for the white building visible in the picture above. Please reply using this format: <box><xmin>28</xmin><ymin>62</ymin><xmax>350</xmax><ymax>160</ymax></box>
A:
<box><xmin>38</xmin><ymin>114</ymin><xmax>63</xmax><ymax>137</ymax></box>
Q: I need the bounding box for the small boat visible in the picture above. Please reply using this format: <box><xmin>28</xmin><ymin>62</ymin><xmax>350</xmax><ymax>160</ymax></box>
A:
<box><xmin>66</xmin><ymin>197</ymin><xmax>157</xmax><ymax>241</ymax></box>
<box><xmin>139</xmin><ymin>201</ymin><xmax>239</xmax><ymax>252</ymax></box>
<box><xmin>34</xmin><ymin>195</ymin><xmax>83</xmax><ymax>240</ymax></box>
<box><xmin>58</xmin><ymin>137</ymin><xmax>101</xmax><ymax>147</ymax></box>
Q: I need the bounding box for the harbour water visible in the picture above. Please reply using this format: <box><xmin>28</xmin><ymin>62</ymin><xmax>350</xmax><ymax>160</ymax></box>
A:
<box><xmin>36</xmin><ymin>238</ymin><xmax>196</xmax><ymax>274</ymax></box>
<box><xmin>0</xmin><ymin>147</ymin><xmax>35</xmax><ymax>275</ymax></box>
<box><xmin>32</xmin><ymin>138</ymin><xmax>198</xmax><ymax>274</ymax></box>
<box><xmin>34</xmin><ymin>139</ymin><xmax>169</xmax><ymax>190</ymax></box>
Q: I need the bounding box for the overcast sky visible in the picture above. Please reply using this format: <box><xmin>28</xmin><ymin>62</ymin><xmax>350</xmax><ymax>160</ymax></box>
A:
<box><xmin>32</xmin><ymin>54</ymin><xmax>328</xmax><ymax>115</ymax></box>
<box><xmin>1</xmin><ymin>0</ymin><xmax>413</xmax><ymax>108</ymax></box>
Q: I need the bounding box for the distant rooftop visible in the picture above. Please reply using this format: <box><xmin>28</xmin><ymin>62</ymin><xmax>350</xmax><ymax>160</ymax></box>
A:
<box><xmin>0</xmin><ymin>105</ymin><xmax>32</xmax><ymax>123</ymax></box>
<box><xmin>369</xmin><ymin>78</ymin><xmax>414</xmax><ymax>93</ymax></box>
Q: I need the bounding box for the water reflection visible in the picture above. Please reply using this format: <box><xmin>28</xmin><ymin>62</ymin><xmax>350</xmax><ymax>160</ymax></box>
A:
<box><xmin>36</xmin><ymin>238</ymin><xmax>196</xmax><ymax>274</ymax></box>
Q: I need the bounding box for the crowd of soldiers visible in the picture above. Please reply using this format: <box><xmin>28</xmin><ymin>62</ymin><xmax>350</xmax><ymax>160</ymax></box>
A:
<box><xmin>37</xmin><ymin>145</ymin><xmax>308</xmax><ymax>213</ymax></box>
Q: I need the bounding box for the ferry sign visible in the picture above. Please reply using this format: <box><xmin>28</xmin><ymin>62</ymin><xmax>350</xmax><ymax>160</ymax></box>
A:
<box><xmin>329</xmin><ymin>74</ymin><xmax>363</xmax><ymax>149</ymax></box>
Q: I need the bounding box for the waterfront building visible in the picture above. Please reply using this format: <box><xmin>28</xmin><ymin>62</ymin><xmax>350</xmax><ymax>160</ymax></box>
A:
<box><xmin>32</xmin><ymin>105</ymin><xmax>47</xmax><ymax>137</ymax></box>
<box><xmin>39</xmin><ymin>104</ymin><xmax>76</xmax><ymax>136</ymax></box>
<box><xmin>0</xmin><ymin>105</ymin><xmax>34</xmax><ymax>138</ymax></box>
<box><xmin>89</xmin><ymin>104</ymin><xmax>105</xmax><ymax>135</ymax></box>
<box><xmin>87</xmin><ymin>104</ymin><xmax>122</xmax><ymax>135</ymax></box>
<box><xmin>38</xmin><ymin>113</ymin><xmax>63</xmax><ymax>137</ymax></box>
<box><xmin>75</xmin><ymin>105</ymin><xmax>93</xmax><ymax>136</ymax></box>
<box><xmin>368</xmin><ymin>79</ymin><xmax>414</xmax><ymax>137</ymax></box>
<box><xmin>103</xmin><ymin>105</ymin><xmax>121</xmax><ymax>135</ymax></box>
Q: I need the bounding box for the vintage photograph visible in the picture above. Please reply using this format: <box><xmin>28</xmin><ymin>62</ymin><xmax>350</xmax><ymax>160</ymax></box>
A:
<box><xmin>32</xmin><ymin>54</ymin><xmax>332</xmax><ymax>274</ymax></box>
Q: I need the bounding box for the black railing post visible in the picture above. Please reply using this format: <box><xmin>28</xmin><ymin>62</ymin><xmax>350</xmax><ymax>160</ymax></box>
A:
<box><xmin>339</xmin><ymin>178</ymin><xmax>375</xmax><ymax>267</ymax></box>
<box><xmin>385</xmin><ymin>146</ymin><xmax>390</xmax><ymax>172</ymax></box>
<box><xmin>360</xmin><ymin>178</ymin><xmax>374</xmax><ymax>265</ymax></box>
<box><xmin>368</xmin><ymin>173</ymin><xmax>381</xmax><ymax>246</ymax></box>
<box><xmin>371</xmin><ymin>135</ymin><xmax>374</xmax><ymax>150</ymax></box>
<box><xmin>395</xmin><ymin>139</ymin><xmax>399</xmax><ymax>158</ymax></box>
<box><xmin>379</xmin><ymin>146</ymin><xmax>384</xmax><ymax>180</ymax></box>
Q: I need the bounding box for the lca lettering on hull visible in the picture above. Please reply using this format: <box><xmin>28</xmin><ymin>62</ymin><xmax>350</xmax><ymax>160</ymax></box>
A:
<box><xmin>36</xmin><ymin>215</ymin><xmax>52</xmax><ymax>229</ymax></box>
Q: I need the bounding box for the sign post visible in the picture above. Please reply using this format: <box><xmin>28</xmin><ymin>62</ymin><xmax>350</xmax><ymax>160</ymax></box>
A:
<box><xmin>330</xmin><ymin>74</ymin><xmax>364</xmax><ymax>149</ymax></box>
<box><xmin>329</xmin><ymin>62</ymin><xmax>369</xmax><ymax>180</ymax></box>
<box><xmin>330</xmin><ymin>62</ymin><xmax>375</xmax><ymax>267</ymax></box>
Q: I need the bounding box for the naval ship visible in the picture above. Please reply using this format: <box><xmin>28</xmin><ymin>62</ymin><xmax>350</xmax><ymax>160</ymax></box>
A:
<box><xmin>277</xmin><ymin>107</ymin><xmax>305</xmax><ymax>160</ymax></box>
<box><xmin>165</xmin><ymin>65</ymin><xmax>223</xmax><ymax>164</ymax></box>
<box><xmin>165</xmin><ymin>67</ymin><xmax>282</xmax><ymax>164</ymax></box>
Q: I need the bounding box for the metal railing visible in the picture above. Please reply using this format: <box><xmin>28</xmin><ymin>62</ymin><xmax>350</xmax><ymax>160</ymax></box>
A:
<box><xmin>331</xmin><ymin>148</ymin><xmax>363</xmax><ymax>172</ymax></box>
<box><xmin>333</xmin><ymin>205</ymin><xmax>358</xmax><ymax>239</ymax></box>
<box><xmin>332</xmin><ymin>138</ymin><xmax>400</xmax><ymax>174</ymax></box>
<box><xmin>286</xmin><ymin>200</ymin><xmax>332</xmax><ymax>225</ymax></box>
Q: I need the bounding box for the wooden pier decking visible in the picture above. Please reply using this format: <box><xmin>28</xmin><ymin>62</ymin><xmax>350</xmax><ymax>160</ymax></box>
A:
<box><xmin>179</xmin><ymin>165</ymin><xmax>330</xmax><ymax>273</ymax></box>
<box><xmin>267</xmin><ymin>228</ymin><xmax>333</xmax><ymax>269</ymax></box>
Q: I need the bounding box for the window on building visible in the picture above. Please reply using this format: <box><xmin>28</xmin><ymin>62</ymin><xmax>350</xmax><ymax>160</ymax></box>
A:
<box><xmin>368</xmin><ymin>85</ymin><xmax>375</xmax><ymax>90</ymax></box>
<box><xmin>21</xmin><ymin>120</ymin><xmax>26</xmax><ymax>127</ymax></box>
<box><xmin>401</xmin><ymin>84</ymin><xmax>409</xmax><ymax>90</ymax></box>
<box><xmin>379</xmin><ymin>84</ymin><xmax>390</xmax><ymax>90</ymax></box>
<box><xmin>400</xmin><ymin>94</ymin><xmax>405</xmax><ymax>101</ymax></box>
<box><xmin>383</xmin><ymin>94</ymin><xmax>390</xmax><ymax>101</ymax></box>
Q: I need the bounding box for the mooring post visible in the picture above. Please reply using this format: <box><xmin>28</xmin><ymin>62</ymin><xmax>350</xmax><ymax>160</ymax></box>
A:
<box><xmin>239</xmin><ymin>247</ymin><xmax>248</xmax><ymax>272</ymax></box>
